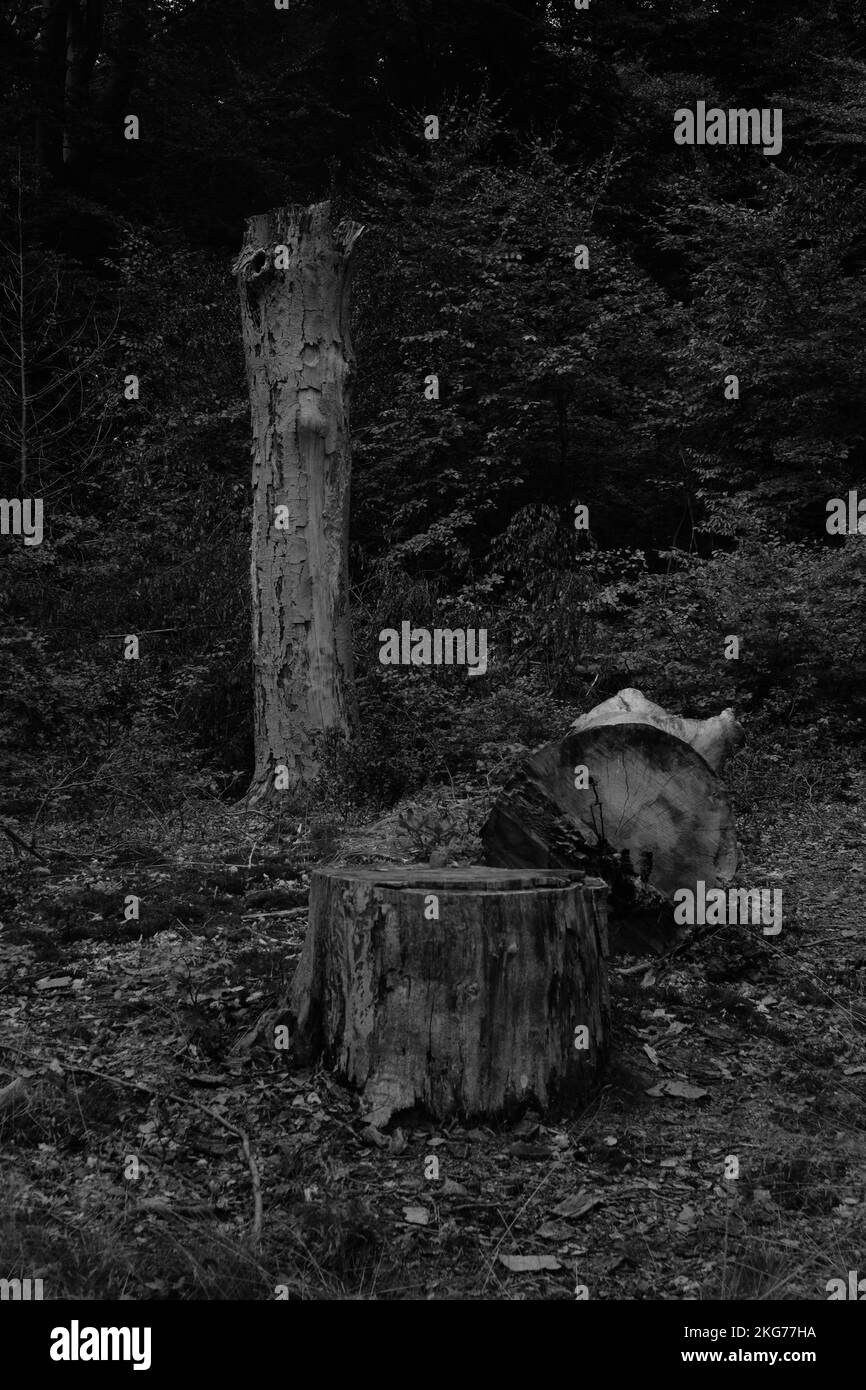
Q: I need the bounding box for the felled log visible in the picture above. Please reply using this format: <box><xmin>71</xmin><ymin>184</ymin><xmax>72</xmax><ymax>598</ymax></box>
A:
<box><xmin>482</xmin><ymin>689</ymin><xmax>741</xmax><ymax>955</ymax></box>
<box><xmin>289</xmin><ymin>865</ymin><xmax>609</xmax><ymax>1126</ymax></box>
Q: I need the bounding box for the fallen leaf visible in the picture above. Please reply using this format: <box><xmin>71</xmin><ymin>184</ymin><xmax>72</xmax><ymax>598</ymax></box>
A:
<box><xmin>388</xmin><ymin>1128</ymin><xmax>407</xmax><ymax>1155</ymax></box>
<box><xmin>536</xmin><ymin>1221</ymin><xmax>575</xmax><ymax>1241</ymax></box>
<box><xmin>137</xmin><ymin>1199</ymin><xmax>218</xmax><ymax>1219</ymax></box>
<box><xmin>360</xmin><ymin>1125</ymin><xmax>390</xmax><ymax>1149</ymax></box>
<box><xmin>749</xmin><ymin>1188</ymin><xmax>778</xmax><ymax>1225</ymax></box>
<box><xmin>645</xmin><ymin>1080</ymin><xmax>708</xmax><ymax>1100</ymax></box>
<box><xmin>512</xmin><ymin>1117</ymin><xmax>540</xmax><ymax>1139</ymax></box>
<box><xmin>403</xmin><ymin>1206</ymin><xmax>430</xmax><ymax>1225</ymax></box>
<box><xmin>552</xmin><ymin>1191</ymin><xmax>604</xmax><ymax>1219</ymax></box>
<box><xmin>498</xmin><ymin>1254</ymin><xmax>561</xmax><ymax>1272</ymax></box>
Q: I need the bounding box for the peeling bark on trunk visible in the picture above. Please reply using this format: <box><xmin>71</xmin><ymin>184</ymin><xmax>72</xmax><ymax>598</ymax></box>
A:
<box><xmin>234</xmin><ymin>203</ymin><xmax>364</xmax><ymax>803</ymax></box>
<box><xmin>290</xmin><ymin>865</ymin><xmax>610</xmax><ymax>1126</ymax></box>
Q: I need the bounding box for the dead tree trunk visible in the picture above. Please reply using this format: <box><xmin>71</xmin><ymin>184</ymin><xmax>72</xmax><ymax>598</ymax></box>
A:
<box><xmin>290</xmin><ymin>865</ymin><xmax>609</xmax><ymax>1126</ymax></box>
<box><xmin>482</xmin><ymin>689</ymin><xmax>741</xmax><ymax>955</ymax></box>
<box><xmin>34</xmin><ymin>0</ymin><xmax>105</xmax><ymax>183</ymax></box>
<box><xmin>35</xmin><ymin>0</ymin><xmax>68</xmax><ymax>177</ymax></box>
<box><xmin>234</xmin><ymin>203</ymin><xmax>364</xmax><ymax>804</ymax></box>
<box><xmin>61</xmin><ymin>0</ymin><xmax>104</xmax><ymax>178</ymax></box>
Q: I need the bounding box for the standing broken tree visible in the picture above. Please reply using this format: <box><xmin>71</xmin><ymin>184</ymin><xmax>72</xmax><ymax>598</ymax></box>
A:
<box><xmin>234</xmin><ymin>202</ymin><xmax>364</xmax><ymax>803</ymax></box>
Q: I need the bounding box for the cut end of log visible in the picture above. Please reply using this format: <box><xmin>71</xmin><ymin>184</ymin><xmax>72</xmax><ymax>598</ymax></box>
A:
<box><xmin>483</xmin><ymin>689</ymin><xmax>742</xmax><ymax>956</ymax></box>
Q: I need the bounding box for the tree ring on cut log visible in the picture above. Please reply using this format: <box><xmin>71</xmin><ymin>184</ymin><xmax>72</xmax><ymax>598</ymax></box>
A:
<box><xmin>289</xmin><ymin>865</ymin><xmax>609</xmax><ymax>1126</ymax></box>
<box><xmin>482</xmin><ymin>721</ymin><xmax>738</xmax><ymax>955</ymax></box>
<box><xmin>484</xmin><ymin>726</ymin><xmax>737</xmax><ymax>896</ymax></box>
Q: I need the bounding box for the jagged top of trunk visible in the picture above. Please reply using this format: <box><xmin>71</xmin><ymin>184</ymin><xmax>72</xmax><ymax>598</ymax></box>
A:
<box><xmin>233</xmin><ymin>201</ymin><xmax>364</xmax><ymax>279</ymax></box>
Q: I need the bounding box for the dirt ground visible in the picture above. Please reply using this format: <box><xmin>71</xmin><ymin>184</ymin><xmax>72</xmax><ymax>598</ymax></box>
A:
<box><xmin>1</xmin><ymin>772</ymin><xmax>864</xmax><ymax>1300</ymax></box>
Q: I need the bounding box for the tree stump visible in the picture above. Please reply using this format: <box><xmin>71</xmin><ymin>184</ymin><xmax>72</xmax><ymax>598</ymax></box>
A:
<box><xmin>289</xmin><ymin>865</ymin><xmax>609</xmax><ymax>1126</ymax></box>
<box><xmin>482</xmin><ymin>689</ymin><xmax>741</xmax><ymax>955</ymax></box>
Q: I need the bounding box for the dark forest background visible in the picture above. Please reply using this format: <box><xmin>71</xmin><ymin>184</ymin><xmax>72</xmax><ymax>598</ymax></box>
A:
<box><xmin>2</xmin><ymin>0</ymin><xmax>866</xmax><ymax>830</ymax></box>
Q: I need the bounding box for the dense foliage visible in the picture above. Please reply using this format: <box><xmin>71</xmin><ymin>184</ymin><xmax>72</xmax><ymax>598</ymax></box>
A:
<box><xmin>1</xmin><ymin>0</ymin><xmax>865</xmax><ymax>819</ymax></box>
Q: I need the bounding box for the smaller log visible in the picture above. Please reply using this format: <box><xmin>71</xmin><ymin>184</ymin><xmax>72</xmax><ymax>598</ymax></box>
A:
<box><xmin>289</xmin><ymin>865</ymin><xmax>609</xmax><ymax>1126</ymax></box>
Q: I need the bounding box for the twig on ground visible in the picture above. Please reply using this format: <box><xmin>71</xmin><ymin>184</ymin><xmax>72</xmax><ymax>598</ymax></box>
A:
<box><xmin>240</xmin><ymin>908</ymin><xmax>307</xmax><ymax>919</ymax></box>
<box><xmin>613</xmin><ymin>924</ymin><xmax>707</xmax><ymax>976</ymax></box>
<box><xmin>0</xmin><ymin>822</ymin><xmax>49</xmax><ymax>862</ymax></box>
<box><xmin>62</xmin><ymin>1063</ymin><xmax>263</xmax><ymax>1248</ymax></box>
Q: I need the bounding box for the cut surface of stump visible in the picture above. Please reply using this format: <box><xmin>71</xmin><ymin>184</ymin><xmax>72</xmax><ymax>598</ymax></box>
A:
<box><xmin>289</xmin><ymin>865</ymin><xmax>609</xmax><ymax>1126</ymax></box>
<box><xmin>482</xmin><ymin>689</ymin><xmax>740</xmax><ymax>955</ymax></box>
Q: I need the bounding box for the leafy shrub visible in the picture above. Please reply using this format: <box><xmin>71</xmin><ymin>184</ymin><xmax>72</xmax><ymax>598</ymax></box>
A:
<box><xmin>613</xmin><ymin>536</ymin><xmax>866</xmax><ymax>731</ymax></box>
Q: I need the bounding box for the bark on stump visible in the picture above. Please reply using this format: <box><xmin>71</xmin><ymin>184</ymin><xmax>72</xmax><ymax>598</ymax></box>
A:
<box><xmin>233</xmin><ymin>202</ymin><xmax>364</xmax><ymax>803</ymax></box>
<box><xmin>482</xmin><ymin>689</ymin><xmax>741</xmax><ymax>955</ymax></box>
<box><xmin>289</xmin><ymin>865</ymin><xmax>609</xmax><ymax>1126</ymax></box>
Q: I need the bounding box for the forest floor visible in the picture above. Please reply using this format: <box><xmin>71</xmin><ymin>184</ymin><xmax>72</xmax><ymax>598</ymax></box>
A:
<box><xmin>1</xmin><ymin>763</ymin><xmax>865</xmax><ymax>1301</ymax></box>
